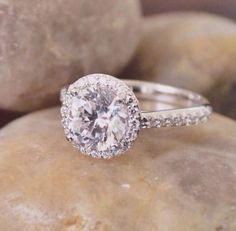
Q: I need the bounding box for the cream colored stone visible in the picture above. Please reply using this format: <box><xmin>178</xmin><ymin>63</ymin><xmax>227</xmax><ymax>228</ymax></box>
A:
<box><xmin>121</xmin><ymin>12</ymin><xmax>236</xmax><ymax>97</ymax></box>
<box><xmin>0</xmin><ymin>107</ymin><xmax>235</xmax><ymax>231</ymax></box>
<box><xmin>0</xmin><ymin>0</ymin><xmax>141</xmax><ymax>112</ymax></box>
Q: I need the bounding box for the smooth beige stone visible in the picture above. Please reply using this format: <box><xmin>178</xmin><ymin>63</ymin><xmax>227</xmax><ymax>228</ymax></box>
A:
<box><xmin>0</xmin><ymin>108</ymin><xmax>236</xmax><ymax>231</ymax></box>
<box><xmin>0</xmin><ymin>0</ymin><xmax>141</xmax><ymax>112</ymax></box>
<box><xmin>121</xmin><ymin>12</ymin><xmax>236</xmax><ymax>100</ymax></box>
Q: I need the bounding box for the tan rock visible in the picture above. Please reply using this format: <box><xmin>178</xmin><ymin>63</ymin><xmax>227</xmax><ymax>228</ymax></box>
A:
<box><xmin>121</xmin><ymin>12</ymin><xmax>236</xmax><ymax>96</ymax></box>
<box><xmin>0</xmin><ymin>0</ymin><xmax>141</xmax><ymax>112</ymax></box>
<box><xmin>0</xmin><ymin>107</ymin><xmax>236</xmax><ymax>231</ymax></box>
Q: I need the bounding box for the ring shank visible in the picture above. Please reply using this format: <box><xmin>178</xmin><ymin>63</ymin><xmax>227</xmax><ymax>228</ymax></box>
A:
<box><xmin>124</xmin><ymin>80</ymin><xmax>212</xmax><ymax>128</ymax></box>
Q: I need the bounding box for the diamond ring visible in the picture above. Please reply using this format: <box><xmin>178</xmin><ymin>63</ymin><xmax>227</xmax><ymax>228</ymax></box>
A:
<box><xmin>60</xmin><ymin>74</ymin><xmax>212</xmax><ymax>159</ymax></box>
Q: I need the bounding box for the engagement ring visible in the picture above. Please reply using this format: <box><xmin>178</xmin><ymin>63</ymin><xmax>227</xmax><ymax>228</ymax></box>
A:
<box><xmin>60</xmin><ymin>74</ymin><xmax>212</xmax><ymax>159</ymax></box>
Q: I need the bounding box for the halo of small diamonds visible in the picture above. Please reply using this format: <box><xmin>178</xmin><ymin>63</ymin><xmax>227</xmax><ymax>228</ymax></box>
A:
<box><xmin>61</xmin><ymin>74</ymin><xmax>141</xmax><ymax>159</ymax></box>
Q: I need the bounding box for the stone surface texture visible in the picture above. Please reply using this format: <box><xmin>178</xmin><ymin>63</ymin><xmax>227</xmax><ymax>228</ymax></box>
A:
<box><xmin>0</xmin><ymin>0</ymin><xmax>141</xmax><ymax>112</ymax></box>
<box><xmin>121</xmin><ymin>12</ymin><xmax>236</xmax><ymax>118</ymax></box>
<box><xmin>0</xmin><ymin>107</ymin><xmax>235</xmax><ymax>231</ymax></box>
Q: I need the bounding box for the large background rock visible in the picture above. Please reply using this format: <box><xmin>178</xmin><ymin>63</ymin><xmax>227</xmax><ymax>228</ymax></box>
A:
<box><xmin>0</xmin><ymin>0</ymin><xmax>141</xmax><ymax>112</ymax></box>
<box><xmin>0</xmin><ymin>107</ymin><xmax>235</xmax><ymax>231</ymax></box>
<box><xmin>121</xmin><ymin>12</ymin><xmax>236</xmax><ymax>119</ymax></box>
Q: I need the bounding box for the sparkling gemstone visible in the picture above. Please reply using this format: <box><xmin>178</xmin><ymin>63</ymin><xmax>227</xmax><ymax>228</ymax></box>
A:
<box><xmin>62</xmin><ymin>74</ymin><xmax>141</xmax><ymax>158</ymax></box>
<box><xmin>68</xmin><ymin>85</ymin><xmax>129</xmax><ymax>155</ymax></box>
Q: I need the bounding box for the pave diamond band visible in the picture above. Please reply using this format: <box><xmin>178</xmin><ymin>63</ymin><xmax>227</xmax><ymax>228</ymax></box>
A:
<box><xmin>140</xmin><ymin>106</ymin><xmax>212</xmax><ymax>129</ymax></box>
<box><xmin>124</xmin><ymin>80</ymin><xmax>212</xmax><ymax>129</ymax></box>
<box><xmin>60</xmin><ymin>74</ymin><xmax>212</xmax><ymax>159</ymax></box>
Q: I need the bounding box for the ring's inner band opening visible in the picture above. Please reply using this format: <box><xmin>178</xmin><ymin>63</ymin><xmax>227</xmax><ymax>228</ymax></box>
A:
<box><xmin>125</xmin><ymin>80</ymin><xmax>210</xmax><ymax>112</ymax></box>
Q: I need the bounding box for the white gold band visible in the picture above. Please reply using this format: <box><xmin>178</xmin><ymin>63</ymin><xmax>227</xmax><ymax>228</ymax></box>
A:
<box><xmin>124</xmin><ymin>80</ymin><xmax>212</xmax><ymax>129</ymax></box>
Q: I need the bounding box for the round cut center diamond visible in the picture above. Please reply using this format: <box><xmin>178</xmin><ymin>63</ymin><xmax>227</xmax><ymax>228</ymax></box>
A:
<box><xmin>61</xmin><ymin>74</ymin><xmax>141</xmax><ymax>159</ymax></box>
<box><xmin>69</xmin><ymin>85</ymin><xmax>129</xmax><ymax>154</ymax></box>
